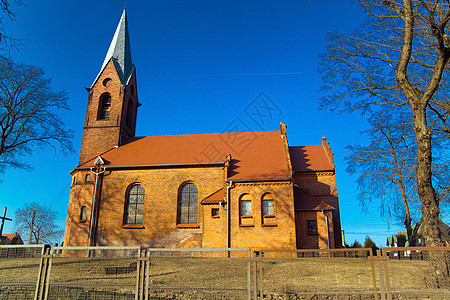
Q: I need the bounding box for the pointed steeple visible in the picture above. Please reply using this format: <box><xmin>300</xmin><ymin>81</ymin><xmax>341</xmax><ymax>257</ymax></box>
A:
<box><xmin>92</xmin><ymin>8</ymin><xmax>133</xmax><ymax>87</ymax></box>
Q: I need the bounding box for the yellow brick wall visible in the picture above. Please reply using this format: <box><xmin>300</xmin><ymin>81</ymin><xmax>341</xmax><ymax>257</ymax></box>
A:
<box><xmin>227</xmin><ymin>182</ymin><xmax>297</xmax><ymax>250</ymax></box>
<box><xmin>65</xmin><ymin>166</ymin><xmax>225</xmax><ymax>248</ymax></box>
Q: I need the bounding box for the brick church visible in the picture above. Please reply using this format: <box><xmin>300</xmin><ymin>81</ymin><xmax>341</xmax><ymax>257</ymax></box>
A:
<box><xmin>64</xmin><ymin>9</ymin><xmax>342</xmax><ymax>250</ymax></box>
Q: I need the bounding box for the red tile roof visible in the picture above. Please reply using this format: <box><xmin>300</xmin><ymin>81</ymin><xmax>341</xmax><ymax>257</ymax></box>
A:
<box><xmin>79</xmin><ymin>130</ymin><xmax>290</xmax><ymax>181</ymax></box>
<box><xmin>1</xmin><ymin>234</ymin><xmax>15</xmax><ymax>241</ymax></box>
<box><xmin>294</xmin><ymin>187</ymin><xmax>334</xmax><ymax>211</ymax></box>
<box><xmin>289</xmin><ymin>145</ymin><xmax>333</xmax><ymax>171</ymax></box>
<box><xmin>0</xmin><ymin>233</ymin><xmax>23</xmax><ymax>245</ymax></box>
<box><xmin>200</xmin><ymin>188</ymin><xmax>225</xmax><ymax>203</ymax></box>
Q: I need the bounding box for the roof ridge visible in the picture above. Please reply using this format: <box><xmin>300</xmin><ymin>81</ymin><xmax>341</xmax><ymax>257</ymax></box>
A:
<box><xmin>132</xmin><ymin>130</ymin><xmax>280</xmax><ymax>139</ymax></box>
<box><xmin>289</xmin><ymin>145</ymin><xmax>321</xmax><ymax>148</ymax></box>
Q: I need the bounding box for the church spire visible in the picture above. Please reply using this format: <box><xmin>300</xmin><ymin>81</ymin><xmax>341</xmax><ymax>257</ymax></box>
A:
<box><xmin>92</xmin><ymin>8</ymin><xmax>133</xmax><ymax>87</ymax></box>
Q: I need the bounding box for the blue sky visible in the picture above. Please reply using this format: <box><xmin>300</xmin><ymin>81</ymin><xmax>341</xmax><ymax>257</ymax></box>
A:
<box><xmin>0</xmin><ymin>0</ymin><xmax>406</xmax><ymax>247</ymax></box>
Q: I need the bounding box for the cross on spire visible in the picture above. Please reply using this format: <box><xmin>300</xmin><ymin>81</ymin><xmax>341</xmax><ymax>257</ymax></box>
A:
<box><xmin>0</xmin><ymin>207</ymin><xmax>13</xmax><ymax>237</ymax></box>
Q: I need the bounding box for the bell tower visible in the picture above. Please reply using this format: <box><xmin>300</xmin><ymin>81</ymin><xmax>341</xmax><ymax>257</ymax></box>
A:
<box><xmin>79</xmin><ymin>8</ymin><xmax>139</xmax><ymax>165</ymax></box>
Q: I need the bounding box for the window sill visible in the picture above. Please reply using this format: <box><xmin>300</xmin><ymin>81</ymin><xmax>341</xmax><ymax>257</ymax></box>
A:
<box><xmin>212</xmin><ymin>216</ymin><xmax>220</xmax><ymax>219</ymax></box>
<box><xmin>79</xmin><ymin>220</ymin><xmax>87</xmax><ymax>223</ymax></box>
<box><xmin>177</xmin><ymin>224</ymin><xmax>200</xmax><ymax>228</ymax></box>
<box><xmin>263</xmin><ymin>215</ymin><xmax>275</xmax><ymax>218</ymax></box>
<box><xmin>122</xmin><ymin>224</ymin><xmax>145</xmax><ymax>229</ymax></box>
<box><xmin>307</xmin><ymin>232</ymin><xmax>318</xmax><ymax>235</ymax></box>
<box><xmin>262</xmin><ymin>224</ymin><xmax>277</xmax><ymax>227</ymax></box>
<box><xmin>241</xmin><ymin>215</ymin><xmax>253</xmax><ymax>219</ymax></box>
<box><xmin>239</xmin><ymin>224</ymin><xmax>254</xmax><ymax>227</ymax></box>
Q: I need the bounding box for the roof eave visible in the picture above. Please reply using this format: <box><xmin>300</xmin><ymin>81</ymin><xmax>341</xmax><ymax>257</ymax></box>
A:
<box><xmin>226</xmin><ymin>178</ymin><xmax>291</xmax><ymax>183</ymax></box>
<box><xmin>295</xmin><ymin>208</ymin><xmax>335</xmax><ymax>211</ymax></box>
<box><xmin>71</xmin><ymin>162</ymin><xmax>225</xmax><ymax>173</ymax></box>
<box><xmin>293</xmin><ymin>169</ymin><xmax>335</xmax><ymax>173</ymax></box>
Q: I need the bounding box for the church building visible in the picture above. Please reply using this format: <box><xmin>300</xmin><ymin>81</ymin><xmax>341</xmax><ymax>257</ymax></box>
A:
<box><xmin>64</xmin><ymin>9</ymin><xmax>342</xmax><ymax>250</ymax></box>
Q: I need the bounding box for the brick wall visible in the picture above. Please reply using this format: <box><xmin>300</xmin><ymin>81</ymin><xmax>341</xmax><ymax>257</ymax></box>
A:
<box><xmin>79</xmin><ymin>60</ymin><xmax>138</xmax><ymax>165</ymax></box>
<box><xmin>65</xmin><ymin>166</ymin><xmax>224</xmax><ymax>248</ymax></box>
<box><xmin>294</xmin><ymin>172</ymin><xmax>342</xmax><ymax>248</ymax></box>
<box><xmin>227</xmin><ymin>182</ymin><xmax>296</xmax><ymax>250</ymax></box>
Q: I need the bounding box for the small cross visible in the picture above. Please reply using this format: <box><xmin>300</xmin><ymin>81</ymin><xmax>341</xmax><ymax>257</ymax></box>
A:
<box><xmin>0</xmin><ymin>207</ymin><xmax>13</xmax><ymax>237</ymax></box>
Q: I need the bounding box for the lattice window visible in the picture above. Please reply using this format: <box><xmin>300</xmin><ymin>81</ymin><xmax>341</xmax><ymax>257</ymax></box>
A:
<box><xmin>240</xmin><ymin>194</ymin><xmax>252</xmax><ymax>216</ymax></box>
<box><xmin>125</xmin><ymin>184</ymin><xmax>145</xmax><ymax>225</ymax></box>
<box><xmin>178</xmin><ymin>183</ymin><xmax>198</xmax><ymax>224</ymax></box>
<box><xmin>262</xmin><ymin>193</ymin><xmax>274</xmax><ymax>216</ymax></box>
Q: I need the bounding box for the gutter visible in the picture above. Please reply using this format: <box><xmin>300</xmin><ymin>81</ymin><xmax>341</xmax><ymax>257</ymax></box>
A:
<box><xmin>71</xmin><ymin>162</ymin><xmax>225</xmax><ymax>174</ymax></box>
<box><xmin>321</xmin><ymin>209</ymin><xmax>331</xmax><ymax>251</ymax></box>
<box><xmin>225</xmin><ymin>178</ymin><xmax>291</xmax><ymax>183</ymax></box>
<box><xmin>224</xmin><ymin>181</ymin><xmax>233</xmax><ymax>256</ymax></box>
<box><xmin>293</xmin><ymin>169</ymin><xmax>335</xmax><ymax>173</ymax></box>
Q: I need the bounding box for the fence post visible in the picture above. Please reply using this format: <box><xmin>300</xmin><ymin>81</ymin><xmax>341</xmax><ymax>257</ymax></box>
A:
<box><xmin>34</xmin><ymin>246</ymin><xmax>52</xmax><ymax>300</ymax></box>
<box><xmin>247</xmin><ymin>248</ymin><xmax>252</xmax><ymax>300</ymax></box>
<box><xmin>145</xmin><ymin>250</ymin><xmax>150</xmax><ymax>300</ymax></box>
<box><xmin>381</xmin><ymin>249</ymin><xmax>392</xmax><ymax>300</ymax></box>
<box><xmin>369</xmin><ymin>250</ymin><xmax>379</xmax><ymax>299</ymax></box>
<box><xmin>259</xmin><ymin>250</ymin><xmax>263</xmax><ymax>299</ymax></box>
<box><xmin>253</xmin><ymin>251</ymin><xmax>258</xmax><ymax>300</ymax></box>
<box><xmin>376</xmin><ymin>249</ymin><xmax>387</xmax><ymax>300</ymax></box>
<box><xmin>135</xmin><ymin>248</ymin><xmax>148</xmax><ymax>300</ymax></box>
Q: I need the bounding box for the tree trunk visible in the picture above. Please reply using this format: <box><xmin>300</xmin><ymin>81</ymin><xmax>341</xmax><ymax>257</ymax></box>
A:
<box><xmin>397</xmin><ymin>177</ymin><xmax>413</xmax><ymax>245</ymax></box>
<box><xmin>412</xmin><ymin>103</ymin><xmax>441</xmax><ymax>246</ymax></box>
<box><xmin>412</xmin><ymin>102</ymin><xmax>448</xmax><ymax>288</ymax></box>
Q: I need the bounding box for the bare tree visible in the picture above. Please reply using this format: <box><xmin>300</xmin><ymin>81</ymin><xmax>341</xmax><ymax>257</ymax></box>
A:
<box><xmin>346</xmin><ymin>110</ymin><xmax>421</xmax><ymax>241</ymax></box>
<box><xmin>319</xmin><ymin>0</ymin><xmax>450</xmax><ymax>286</ymax></box>
<box><xmin>14</xmin><ymin>202</ymin><xmax>62</xmax><ymax>244</ymax></box>
<box><xmin>0</xmin><ymin>0</ymin><xmax>24</xmax><ymax>56</ymax></box>
<box><xmin>0</xmin><ymin>58</ymin><xmax>73</xmax><ymax>176</ymax></box>
<box><xmin>319</xmin><ymin>0</ymin><xmax>450</xmax><ymax>248</ymax></box>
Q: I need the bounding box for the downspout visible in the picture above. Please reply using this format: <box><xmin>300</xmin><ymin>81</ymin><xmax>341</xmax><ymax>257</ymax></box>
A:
<box><xmin>88</xmin><ymin>166</ymin><xmax>106</xmax><ymax>247</ymax></box>
<box><xmin>321</xmin><ymin>209</ymin><xmax>331</xmax><ymax>251</ymax></box>
<box><xmin>220</xmin><ymin>180</ymin><xmax>233</xmax><ymax>256</ymax></box>
<box><xmin>226</xmin><ymin>181</ymin><xmax>233</xmax><ymax>249</ymax></box>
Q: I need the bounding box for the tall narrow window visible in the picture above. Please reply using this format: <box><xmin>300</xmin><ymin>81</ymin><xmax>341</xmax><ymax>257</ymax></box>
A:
<box><xmin>124</xmin><ymin>184</ymin><xmax>145</xmax><ymax>225</ymax></box>
<box><xmin>178</xmin><ymin>183</ymin><xmax>198</xmax><ymax>224</ymax></box>
<box><xmin>240</xmin><ymin>194</ymin><xmax>252</xmax><ymax>216</ymax></box>
<box><xmin>80</xmin><ymin>206</ymin><xmax>87</xmax><ymax>221</ymax></box>
<box><xmin>126</xmin><ymin>100</ymin><xmax>133</xmax><ymax>128</ymax></box>
<box><xmin>98</xmin><ymin>93</ymin><xmax>112</xmax><ymax>120</ymax></box>
<box><xmin>262</xmin><ymin>193</ymin><xmax>275</xmax><ymax>216</ymax></box>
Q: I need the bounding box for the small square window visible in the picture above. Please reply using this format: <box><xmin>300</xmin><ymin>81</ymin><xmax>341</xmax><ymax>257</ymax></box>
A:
<box><xmin>307</xmin><ymin>220</ymin><xmax>317</xmax><ymax>233</ymax></box>
<box><xmin>212</xmin><ymin>208</ymin><xmax>219</xmax><ymax>217</ymax></box>
<box><xmin>85</xmin><ymin>174</ymin><xmax>91</xmax><ymax>182</ymax></box>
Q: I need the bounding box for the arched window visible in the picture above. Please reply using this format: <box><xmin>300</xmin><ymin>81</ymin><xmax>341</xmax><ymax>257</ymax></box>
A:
<box><xmin>126</xmin><ymin>100</ymin><xmax>133</xmax><ymax>128</ymax></box>
<box><xmin>98</xmin><ymin>93</ymin><xmax>112</xmax><ymax>120</ymax></box>
<box><xmin>80</xmin><ymin>206</ymin><xmax>87</xmax><ymax>221</ymax></box>
<box><xmin>124</xmin><ymin>184</ymin><xmax>145</xmax><ymax>225</ymax></box>
<box><xmin>178</xmin><ymin>182</ymin><xmax>198</xmax><ymax>224</ymax></box>
<box><xmin>240</xmin><ymin>194</ymin><xmax>252</xmax><ymax>216</ymax></box>
<box><xmin>262</xmin><ymin>193</ymin><xmax>275</xmax><ymax>216</ymax></box>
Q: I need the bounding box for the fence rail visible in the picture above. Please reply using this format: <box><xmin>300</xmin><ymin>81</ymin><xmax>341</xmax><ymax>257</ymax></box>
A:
<box><xmin>0</xmin><ymin>245</ymin><xmax>449</xmax><ymax>299</ymax></box>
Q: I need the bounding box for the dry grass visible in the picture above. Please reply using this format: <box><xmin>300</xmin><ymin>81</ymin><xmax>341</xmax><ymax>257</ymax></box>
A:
<box><xmin>0</xmin><ymin>254</ymin><xmax>442</xmax><ymax>294</ymax></box>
